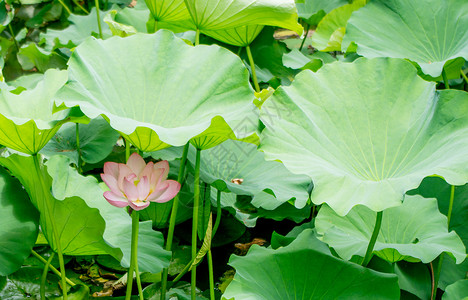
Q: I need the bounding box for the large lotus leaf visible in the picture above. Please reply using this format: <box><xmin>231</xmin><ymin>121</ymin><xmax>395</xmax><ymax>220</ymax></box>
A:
<box><xmin>0</xmin><ymin>69</ymin><xmax>68</xmax><ymax>154</ymax></box>
<box><xmin>40</xmin><ymin>8</ymin><xmax>112</xmax><ymax>50</ymax></box>
<box><xmin>296</xmin><ymin>0</ymin><xmax>348</xmax><ymax>25</ymax></box>
<box><xmin>188</xmin><ymin>139</ymin><xmax>311</xmax><ymax>210</ymax></box>
<box><xmin>408</xmin><ymin>176</ymin><xmax>468</xmax><ymax>289</ymax></box>
<box><xmin>0</xmin><ymin>167</ymin><xmax>39</xmax><ymax>276</ymax></box>
<box><xmin>443</xmin><ymin>279</ymin><xmax>468</xmax><ymax>300</ymax></box>
<box><xmin>342</xmin><ymin>0</ymin><xmax>468</xmax><ymax>77</ymax></box>
<box><xmin>203</xmin><ymin>25</ymin><xmax>264</xmax><ymax>47</ymax></box>
<box><xmin>55</xmin><ymin>30</ymin><xmax>258</xmax><ymax>151</ymax></box>
<box><xmin>0</xmin><ymin>154</ymin><xmax>170</xmax><ymax>273</ymax></box>
<box><xmin>222</xmin><ymin>229</ymin><xmax>400</xmax><ymax>300</ymax></box>
<box><xmin>17</xmin><ymin>43</ymin><xmax>67</xmax><ymax>72</ymax></box>
<box><xmin>316</xmin><ymin>195</ymin><xmax>466</xmax><ymax>264</ymax></box>
<box><xmin>312</xmin><ymin>0</ymin><xmax>366</xmax><ymax>52</ymax></box>
<box><xmin>41</xmin><ymin>116</ymin><xmax>120</xmax><ymax>165</ymax></box>
<box><xmin>259</xmin><ymin>57</ymin><xmax>468</xmax><ymax>216</ymax></box>
<box><xmin>282</xmin><ymin>48</ymin><xmax>336</xmax><ymax>71</ymax></box>
<box><xmin>145</xmin><ymin>0</ymin><xmax>195</xmax><ymax>32</ymax></box>
<box><xmin>184</xmin><ymin>0</ymin><xmax>302</xmax><ymax>34</ymax></box>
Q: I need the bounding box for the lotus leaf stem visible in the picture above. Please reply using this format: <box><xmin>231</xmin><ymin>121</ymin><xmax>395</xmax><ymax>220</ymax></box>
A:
<box><xmin>432</xmin><ymin>185</ymin><xmax>455</xmax><ymax>299</ymax></box>
<box><xmin>57</xmin><ymin>0</ymin><xmax>72</xmax><ymax>15</ymax></box>
<box><xmin>195</xmin><ymin>29</ymin><xmax>200</xmax><ymax>46</ymax></box>
<box><xmin>161</xmin><ymin>142</ymin><xmax>190</xmax><ymax>299</ymax></box>
<box><xmin>31</xmin><ymin>250</ymin><xmax>75</xmax><ymax>286</ymax></box>
<box><xmin>75</xmin><ymin>123</ymin><xmax>82</xmax><ymax>173</ymax></box>
<box><xmin>361</xmin><ymin>211</ymin><xmax>383</xmax><ymax>267</ymax></box>
<box><xmin>442</xmin><ymin>68</ymin><xmax>450</xmax><ymax>89</ymax></box>
<box><xmin>125</xmin><ymin>138</ymin><xmax>130</xmax><ymax>161</ymax></box>
<box><xmin>245</xmin><ymin>45</ymin><xmax>260</xmax><ymax>93</ymax></box>
<box><xmin>207</xmin><ymin>249</ymin><xmax>215</xmax><ymax>300</ymax></box>
<box><xmin>461</xmin><ymin>70</ymin><xmax>468</xmax><ymax>84</ymax></box>
<box><xmin>72</xmin><ymin>0</ymin><xmax>89</xmax><ymax>14</ymax></box>
<box><xmin>95</xmin><ymin>0</ymin><xmax>103</xmax><ymax>39</ymax></box>
<box><xmin>299</xmin><ymin>23</ymin><xmax>310</xmax><ymax>51</ymax></box>
<box><xmin>40</xmin><ymin>252</ymin><xmax>55</xmax><ymax>300</ymax></box>
<box><xmin>8</xmin><ymin>24</ymin><xmax>19</xmax><ymax>51</ymax></box>
<box><xmin>32</xmin><ymin>154</ymin><xmax>68</xmax><ymax>300</ymax></box>
<box><xmin>191</xmin><ymin>148</ymin><xmax>202</xmax><ymax>300</ymax></box>
<box><xmin>212</xmin><ymin>189</ymin><xmax>222</xmax><ymax>237</ymax></box>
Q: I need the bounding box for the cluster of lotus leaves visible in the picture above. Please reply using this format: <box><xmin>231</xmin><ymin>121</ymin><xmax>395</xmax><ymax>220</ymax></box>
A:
<box><xmin>259</xmin><ymin>57</ymin><xmax>468</xmax><ymax>216</ymax></box>
<box><xmin>145</xmin><ymin>0</ymin><xmax>302</xmax><ymax>46</ymax></box>
<box><xmin>343</xmin><ymin>0</ymin><xmax>468</xmax><ymax>77</ymax></box>
<box><xmin>55</xmin><ymin>30</ymin><xmax>259</xmax><ymax>152</ymax></box>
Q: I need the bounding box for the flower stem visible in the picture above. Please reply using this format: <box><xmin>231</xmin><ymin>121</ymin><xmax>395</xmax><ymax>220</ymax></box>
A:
<box><xmin>94</xmin><ymin>0</ymin><xmax>103</xmax><ymax>39</ymax></box>
<box><xmin>207</xmin><ymin>249</ymin><xmax>215</xmax><ymax>300</ymax></box>
<box><xmin>299</xmin><ymin>23</ymin><xmax>310</xmax><ymax>51</ymax></box>
<box><xmin>161</xmin><ymin>143</ymin><xmax>190</xmax><ymax>299</ymax></box>
<box><xmin>432</xmin><ymin>185</ymin><xmax>455</xmax><ymax>299</ymax></box>
<box><xmin>191</xmin><ymin>148</ymin><xmax>201</xmax><ymax>300</ymax></box>
<box><xmin>126</xmin><ymin>210</ymin><xmax>140</xmax><ymax>300</ymax></box>
<box><xmin>361</xmin><ymin>211</ymin><xmax>383</xmax><ymax>267</ymax></box>
<box><xmin>31</xmin><ymin>250</ymin><xmax>75</xmax><ymax>286</ymax></box>
<box><xmin>32</xmin><ymin>154</ymin><xmax>68</xmax><ymax>300</ymax></box>
<box><xmin>245</xmin><ymin>45</ymin><xmax>260</xmax><ymax>93</ymax></box>
<box><xmin>442</xmin><ymin>68</ymin><xmax>450</xmax><ymax>89</ymax></box>
<box><xmin>75</xmin><ymin>123</ymin><xmax>82</xmax><ymax>173</ymax></box>
<box><xmin>40</xmin><ymin>252</ymin><xmax>55</xmax><ymax>300</ymax></box>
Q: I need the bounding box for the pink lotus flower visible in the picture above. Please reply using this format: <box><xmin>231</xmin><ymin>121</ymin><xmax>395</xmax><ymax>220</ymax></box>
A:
<box><xmin>101</xmin><ymin>153</ymin><xmax>181</xmax><ymax>210</ymax></box>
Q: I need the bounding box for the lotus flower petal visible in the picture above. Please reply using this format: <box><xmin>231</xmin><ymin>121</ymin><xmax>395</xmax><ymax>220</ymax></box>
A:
<box><xmin>123</xmin><ymin>178</ymin><xmax>139</xmax><ymax>201</ymax></box>
<box><xmin>101</xmin><ymin>173</ymin><xmax>121</xmax><ymax>195</ymax></box>
<box><xmin>154</xmin><ymin>160</ymin><xmax>169</xmax><ymax>181</ymax></box>
<box><xmin>103</xmin><ymin>191</ymin><xmax>129</xmax><ymax>207</ymax></box>
<box><xmin>149</xmin><ymin>180</ymin><xmax>181</xmax><ymax>203</ymax></box>
<box><xmin>127</xmin><ymin>152</ymin><xmax>147</xmax><ymax>176</ymax></box>
<box><xmin>103</xmin><ymin>162</ymin><xmax>119</xmax><ymax>179</ymax></box>
<box><xmin>128</xmin><ymin>200</ymin><xmax>151</xmax><ymax>211</ymax></box>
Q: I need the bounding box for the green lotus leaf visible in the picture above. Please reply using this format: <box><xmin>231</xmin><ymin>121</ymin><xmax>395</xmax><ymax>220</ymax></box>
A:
<box><xmin>41</xmin><ymin>116</ymin><xmax>120</xmax><ymax>165</ymax></box>
<box><xmin>104</xmin><ymin>10</ymin><xmax>138</xmax><ymax>37</ymax></box>
<box><xmin>443</xmin><ymin>279</ymin><xmax>468</xmax><ymax>300</ymax></box>
<box><xmin>312</xmin><ymin>0</ymin><xmax>366</xmax><ymax>52</ymax></box>
<box><xmin>0</xmin><ymin>69</ymin><xmax>68</xmax><ymax>154</ymax></box>
<box><xmin>40</xmin><ymin>8</ymin><xmax>112</xmax><ymax>50</ymax></box>
<box><xmin>202</xmin><ymin>25</ymin><xmax>264</xmax><ymax>47</ymax></box>
<box><xmin>282</xmin><ymin>48</ymin><xmax>336</xmax><ymax>71</ymax></box>
<box><xmin>188</xmin><ymin>139</ymin><xmax>311</xmax><ymax>210</ymax></box>
<box><xmin>0</xmin><ymin>167</ymin><xmax>39</xmax><ymax>276</ymax></box>
<box><xmin>113</xmin><ymin>1</ymin><xmax>150</xmax><ymax>33</ymax></box>
<box><xmin>296</xmin><ymin>0</ymin><xmax>348</xmax><ymax>25</ymax></box>
<box><xmin>145</xmin><ymin>0</ymin><xmax>195</xmax><ymax>33</ymax></box>
<box><xmin>408</xmin><ymin>176</ymin><xmax>468</xmax><ymax>289</ymax></box>
<box><xmin>184</xmin><ymin>0</ymin><xmax>302</xmax><ymax>34</ymax></box>
<box><xmin>17</xmin><ymin>43</ymin><xmax>67</xmax><ymax>72</ymax></box>
<box><xmin>342</xmin><ymin>0</ymin><xmax>468</xmax><ymax>77</ymax></box>
<box><xmin>222</xmin><ymin>229</ymin><xmax>400</xmax><ymax>300</ymax></box>
<box><xmin>259</xmin><ymin>57</ymin><xmax>468</xmax><ymax>215</ymax></box>
<box><xmin>55</xmin><ymin>30</ymin><xmax>258</xmax><ymax>151</ymax></box>
<box><xmin>316</xmin><ymin>195</ymin><xmax>466</xmax><ymax>264</ymax></box>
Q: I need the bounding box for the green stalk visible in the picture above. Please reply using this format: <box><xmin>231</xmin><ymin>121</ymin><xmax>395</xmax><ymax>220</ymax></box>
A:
<box><xmin>442</xmin><ymin>68</ymin><xmax>450</xmax><ymax>89</ymax></box>
<box><xmin>57</xmin><ymin>0</ymin><xmax>73</xmax><ymax>14</ymax></box>
<box><xmin>432</xmin><ymin>185</ymin><xmax>455</xmax><ymax>299</ymax></box>
<box><xmin>126</xmin><ymin>210</ymin><xmax>141</xmax><ymax>300</ymax></box>
<box><xmin>245</xmin><ymin>45</ymin><xmax>260</xmax><ymax>93</ymax></box>
<box><xmin>40</xmin><ymin>252</ymin><xmax>55</xmax><ymax>300</ymax></box>
<box><xmin>31</xmin><ymin>250</ymin><xmax>75</xmax><ymax>286</ymax></box>
<box><xmin>195</xmin><ymin>29</ymin><xmax>200</xmax><ymax>46</ymax></box>
<box><xmin>191</xmin><ymin>148</ymin><xmax>202</xmax><ymax>300</ymax></box>
<box><xmin>160</xmin><ymin>143</ymin><xmax>190</xmax><ymax>300</ymax></box>
<box><xmin>133</xmin><ymin>211</ymin><xmax>143</xmax><ymax>300</ymax></box>
<box><xmin>361</xmin><ymin>211</ymin><xmax>383</xmax><ymax>267</ymax></box>
<box><xmin>125</xmin><ymin>138</ymin><xmax>131</xmax><ymax>161</ymax></box>
<box><xmin>461</xmin><ymin>70</ymin><xmax>468</xmax><ymax>84</ymax></box>
<box><xmin>299</xmin><ymin>23</ymin><xmax>310</xmax><ymax>51</ymax></box>
<box><xmin>94</xmin><ymin>0</ymin><xmax>103</xmax><ymax>39</ymax></box>
<box><xmin>75</xmin><ymin>123</ymin><xmax>82</xmax><ymax>173</ymax></box>
<box><xmin>32</xmin><ymin>155</ymin><xmax>68</xmax><ymax>300</ymax></box>
<box><xmin>212</xmin><ymin>190</ymin><xmax>222</xmax><ymax>237</ymax></box>
<box><xmin>207</xmin><ymin>250</ymin><xmax>215</xmax><ymax>300</ymax></box>
<box><xmin>8</xmin><ymin>24</ymin><xmax>19</xmax><ymax>51</ymax></box>
<box><xmin>72</xmin><ymin>0</ymin><xmax>89</xmax><ymax>14</ymax></box>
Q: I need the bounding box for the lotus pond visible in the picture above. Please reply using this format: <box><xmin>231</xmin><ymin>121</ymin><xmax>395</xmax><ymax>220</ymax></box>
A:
<box><xmin>0</xmin><ymin>0</ymin><xmax>467</xmax><ymax>299</ymax></box>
